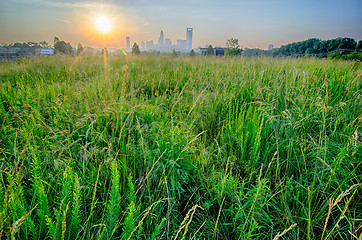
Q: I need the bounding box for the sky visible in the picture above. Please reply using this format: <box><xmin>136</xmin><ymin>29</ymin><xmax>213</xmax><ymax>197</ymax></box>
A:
<box><xmin>1</xmin><ymin>0</ymin><xmax>361</xmax><ymax>49</ymax></box>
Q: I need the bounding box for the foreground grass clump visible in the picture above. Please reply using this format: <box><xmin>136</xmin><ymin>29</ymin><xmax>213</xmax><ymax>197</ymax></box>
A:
<box><xmin>0</xmin><ymin>55</ymin><xmax>361</xmax><ymax>239</ymax></box>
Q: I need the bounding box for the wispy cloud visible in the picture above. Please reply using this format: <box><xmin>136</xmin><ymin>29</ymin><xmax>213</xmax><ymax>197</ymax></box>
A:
<box><xmin>13</xmin><ymin>0</ymin><xmax>112</xmax><ymax>9</ymax></box>
<box><xmin>56</xmin><ymin>18</ymin><xmax>71</xmax><ymax>23</ymax></box>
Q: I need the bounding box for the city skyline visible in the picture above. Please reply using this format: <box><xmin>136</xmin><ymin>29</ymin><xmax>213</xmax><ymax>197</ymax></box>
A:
<box><xmin>127</xmin><ymin>28</ymin><xmax>193</xmax><ymax>52</ymax></box>
<box><xmin>1</xmin><ymin>0</ymin><xmax>362</xmax><ymax>49</ymax></box>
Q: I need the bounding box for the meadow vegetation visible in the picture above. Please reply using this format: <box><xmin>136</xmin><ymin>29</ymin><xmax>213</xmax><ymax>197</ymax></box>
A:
<box><xmin>0</xmin><ymin>55</ymin><xmax>361</xmax><ymax>239</ymax></box>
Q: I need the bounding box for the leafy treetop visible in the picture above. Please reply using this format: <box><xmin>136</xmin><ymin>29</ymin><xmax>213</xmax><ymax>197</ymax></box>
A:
<box><xmin>225</xmin><ymin>38</ymin><xmax>242</xmax><ymax>56</ymax></box>
<box><xmin>132</xmin><ymin>43</ymin><xmax>141</xmax><ymax>55</ymax></box>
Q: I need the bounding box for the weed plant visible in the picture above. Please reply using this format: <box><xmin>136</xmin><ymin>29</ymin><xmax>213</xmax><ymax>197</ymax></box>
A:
<box><xmin>0</xmin><ymin>55</ymin><xmax>361</xmax><ymax>239</ymax></box>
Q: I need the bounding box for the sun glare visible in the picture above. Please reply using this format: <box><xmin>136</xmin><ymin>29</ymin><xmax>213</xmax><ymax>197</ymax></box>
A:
<box><xmin>95</xmin><ymin>16</ymin><xmax>111</xmax><ymax>33</ymax></box>
<box><xmin>78</xmin><ymin>5</ymin><xmax>127</xmax><ymax>46</ymax></box>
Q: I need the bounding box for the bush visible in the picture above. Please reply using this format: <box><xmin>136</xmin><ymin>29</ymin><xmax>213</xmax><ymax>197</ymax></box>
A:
<box><xmin>341</xmin><ymin>51</ymin><xmax>362</xmax><ymax>61</ymax></box>
<box><xmin>328</xmin><ymin>51</ymin><xmax>362</xmax><ymax>61</ymax></box>
<box><xmin>327</xmin><ymin>52</ymin><xmax>340</xmax><ymax>60</ymax></box>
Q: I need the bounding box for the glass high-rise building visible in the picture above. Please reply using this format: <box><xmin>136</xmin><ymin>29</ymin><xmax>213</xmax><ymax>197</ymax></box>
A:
<box><xmin>157</xmin><ymin>30</ymin><xmax>164</xmax><ymax>47</ymax></box>
<box><xmin>186</xmin><ymin>28</ymin><xmax>193</xmax><ymax>51</ymax></box>
<box><xmin>126</xmin><ymin>36</ymin><xmax>130</xmax><ymax>50</ymax></box>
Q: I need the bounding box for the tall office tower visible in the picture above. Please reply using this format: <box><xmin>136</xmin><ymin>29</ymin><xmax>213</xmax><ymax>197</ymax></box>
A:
<box><xmin>141</xmin><ymin>41</ymin><xmax>146</xmax><ymax>50</ymax></box>
<box><xmin>126</xmin><ymin>36</ymin><xmax>130</xmax><ymax>50</ymax></box>
<box><xmin>157</xmin><ymin>30</ymin><xmax>165</xmax><ymax>47</ymax></box>
<box><xmin>165</xmin><ymin>38</ymin><xmax>172</xmax><ymax>47</ymax></box>
<box><xmin>177</xmin><ymin>40</ymin><xmax>187</xmax><ymax>51</ymax></box>
<box><xmin>146</xmin><ymin>41</ymin><xmax>155</xmax><ymax>49</ymax></box>
<box><xmin>186</xmin><ymin>28</ymin><xmax>193</xmax><ymax>51</ymax></box>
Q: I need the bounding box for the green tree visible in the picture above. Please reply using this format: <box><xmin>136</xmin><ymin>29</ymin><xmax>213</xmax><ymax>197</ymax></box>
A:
<box><xmin>172</xmin><ymin>49</ymin><xmax>178</xmax><ymax>57</ymax></box>
<box><xmin>357</xmin><ymin>40</ymin><xmax>362</xmax><ymax>52</ymax></box>
<box><xmin>189</xmin><ymin>49</ymin><xmax>195</xmax><ymax>57</ymax></box>
<box><xmin>338</xmin><ymin>37</ymin><xmax>357</xmax><ymax>50</ymax></box>
<box><xmin>327</xmin><ymin>38</ymin><xmax>341</xmax><ymax>52</ymax></box>
<box><xmin>328</xmin><ymin>52</ymin><xmax>340</xmax><ymax>60</ymax></box>
<box><xmin>225</xmin><ymin>38</ymin><xmax>242</xmax><ymax>56</ymax></box>
<box><xmin>243</xmin><ymin>48</ymin><xmax>265</xmax><ymax>57</ymax></box>
<box><xmin>76</xmin><ymin>43</ymin><xmax>84</xmax><ymax>56</ymax></box>
<box><xmin>132</xmin><ymin>43</ymin><xmax>140</xmax><ymax>55</ymax></box>
<box><xmin>39</xmin><ymin>41</ymin><xmax>50</xmax><ymax>48</ymax></box>
<box><xmin>102</xmin><ymin>47</ymin><xmax>108</xmax><ymax>56</ymax></box>
<box><xmin>54</xmin><ymin>40</ymin><xmax>73</xmax><ymax>55</ymax></box>
<box><xmin>206</xmin><ymin>45</ymin><xmax>214</xmax><ymax>55</ymax></box>
<box><xmin>54</xmin><ymin>36</ymin><xmax>60</xmax><ymax>45</ymax></box>
<box><xmin>10</xmin><ymin>42</ymin><xmax>43</xmax><ymax>49</ymax></box>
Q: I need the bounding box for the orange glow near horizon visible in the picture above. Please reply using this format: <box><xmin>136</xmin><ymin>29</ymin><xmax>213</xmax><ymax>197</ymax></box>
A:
<box><xmin>75</xmin><ymin>4</ymin><xmax>129</xmax><ymax>48</ymax></box>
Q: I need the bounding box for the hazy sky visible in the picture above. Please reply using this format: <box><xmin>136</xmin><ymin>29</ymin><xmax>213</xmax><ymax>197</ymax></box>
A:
<box><xmin>1</xmin><ymin>0</ymin><xmax>361</xmax><ymax>49</ymax></box>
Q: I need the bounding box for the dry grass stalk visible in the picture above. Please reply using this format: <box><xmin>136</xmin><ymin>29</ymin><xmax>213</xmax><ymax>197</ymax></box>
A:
<box><xmin>355</xmin><ymin>224</ymin><xmax>362</xmax><ymax>239</ymax></box>
<box><xmin>10</xmin><ymin>204</ymin><xmax>38</xmax><ymax>239</ymax></box>
<box><xmin>272</xmin><ymin>223</ymin><xmax>297</xmax><ymax>240</ymax></box>
<box><xmin>136</xmin><ymin>149</ymin><xmax>167</xmax><ymax>195</ymax></box>
<box><xmin>192</xmin><ymin>221</ymin><xmax>206</xmax><ymax>239</ymax></box>
<box><xmin>213</xmin><ymin>197</ymin><xmax>226</xmax><ymax>239</ymax></box>
<box><xmin>83</xmin><ymin>162</ymin><xmax>103</xmax><ymax>231</ymax></box>
<box><xmin>0</xmin><ymin>212</ymin><xmax>3</xmax><ymax>240</ymax></box>
<box><xmin>174</xmin><ymin>204</ymin><xmax>204</xmax><ymax>240</ymax></box>
<box><xmin>61</xmin><ymin>203</ymin><xmax>69</xmax><ymax>240</ymax></box>
<box><xmin>351</xmin><ymin>129</ymin><xmax>359</xmax><ymax>147</ymax></box>
<box><xmin>322</xmin><ymin>184</ymin><xmax>360</xmax><ymax>238</ymax></box>
<box><xmin>317</xmin><ymin>157</ymin><xmax>335</xmax><ymax>175</ymax></box>
<box><xmin>266</xmin><ymin>151</ymin><xmax>278</xmax><ymax>175</ymax></box>
<box><xmin>127</xmin><ymin>199</ymin><xmax>164</xmax><ymax>240</ymax></box>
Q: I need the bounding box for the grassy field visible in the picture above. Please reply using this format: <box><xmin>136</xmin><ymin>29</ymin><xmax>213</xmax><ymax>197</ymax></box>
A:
<box><xmin>0</xmin><ymin>55</ymin><xmax>361</xmax><ymax>239</ymax></box>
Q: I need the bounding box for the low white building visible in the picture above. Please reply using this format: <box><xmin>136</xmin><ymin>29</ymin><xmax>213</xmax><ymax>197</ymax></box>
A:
<box><xmin>199</xmin><ymin>47</ymin><xmax>225</xmax><ymax>56</ymax></box>
<box><xmin>39</xmin><ymin>48</ymin><xmax>54</xmax><ymax>55</ymax></box>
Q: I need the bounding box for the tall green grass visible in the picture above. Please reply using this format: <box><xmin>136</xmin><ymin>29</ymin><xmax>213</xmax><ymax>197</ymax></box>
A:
<box><xmin>0</xmin><ymin>55</ymin><xmax>361</xmax><ymax>239</ymax></box>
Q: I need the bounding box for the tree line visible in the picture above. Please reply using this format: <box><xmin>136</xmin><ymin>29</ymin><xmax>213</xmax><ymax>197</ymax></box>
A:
<box><xmin>53</xmin><ymin>37</ymin><xmax>86</xmax><ymax>56</ymax></box>
<box><xmin>243</xmin><ymin>37</ymin><xmax>362</xmax><ymax>59</ymax></box>
<box><xmin>1</xmin><ymin>41</ymin><xmax>51</xmax><ymax>49</ymax></box>
<box><xmin>1</xmin><ymin>37</ymin><xmax>85</xmax><ymax>56</ymax></box>
<box><xmin>3</xmin><ymin>36</ymin><xmax>361</xmax><ymax>60</ymax></box>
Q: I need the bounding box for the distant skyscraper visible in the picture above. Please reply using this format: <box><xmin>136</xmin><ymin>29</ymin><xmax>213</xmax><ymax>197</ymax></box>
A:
<box><xmin>165</xmin><ymin>38</ymin><xmax>172</xmax><ymax>47</ymax></box>
<box><xmin>186</xmin><ymin>28</ymin><xmax>193</xmax><ymax>51</ymax></box>
<box><xmin>126</xmin><ymin>36</ymin><xmax>130</xmax><ymax>50</ymax></box>
<box><xmin>268</xmin><ymin>44</ymin><xmax>274</xmax><ymax>51</ymax></box>
<box><xmin>177</xmin><ymin>40</ymin><xmax>187</xmax><ymax>50</ymax></box>
<box><xmin>141</xmin><ymin>41</ymin><xmax>145</xmax><ymax>49</ymax></box>
<box><xmin>146</xmin><ymin>40</ymin><xmax>154</xmax><ymax>49</ymax></box>
<box><xmin>157</xmin><ymin>30</ymin><xmax>164</xmax><ymax>47</ymax></box>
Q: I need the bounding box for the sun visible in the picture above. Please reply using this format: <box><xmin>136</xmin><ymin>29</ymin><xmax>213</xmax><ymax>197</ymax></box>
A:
<box><xmin>95</xmin><ymin>16</ymin><xmax>111</xmax><ymax>33</ymax></box>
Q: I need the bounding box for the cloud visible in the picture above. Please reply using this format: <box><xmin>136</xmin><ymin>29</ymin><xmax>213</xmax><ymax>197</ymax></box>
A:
<box><xmin>12</xmin><ymin>0</ymin><xmax>113</xmax><ymax>9</ymax></box>
<box><xmin>56</xmin><ymin>18</ymin><xmax>71</xmax><ymax>23</ymax></box>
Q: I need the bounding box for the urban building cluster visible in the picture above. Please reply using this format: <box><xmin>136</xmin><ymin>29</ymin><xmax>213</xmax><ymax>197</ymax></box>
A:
<box><xmin>126</xmin><ymin>28</ymin><xmax>193</xmax><ymax>53</ymax></box>
<box><xmin>0</xmin><ymin>47</ymin><xmax>54</xmax><ymax>59</ymax></box>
